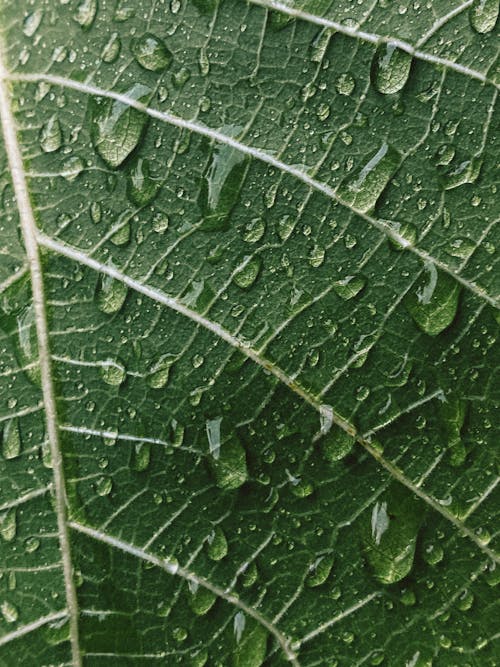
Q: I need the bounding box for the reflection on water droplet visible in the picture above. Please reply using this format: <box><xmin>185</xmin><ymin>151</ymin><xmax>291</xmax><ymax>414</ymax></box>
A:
<box><xmin>62</xmin><ymin>156</ymin><xmax>84</xmax><ymax>181</ymax></box>
<box><xmin>16</xmin><ymin>305</ymin><xmax>40</xmax><ymax>385</ymax></box>
<box><xmin>74</xmin><ymin>0</ymin><xmax>97</xmax><ymax>30</ymax></box>
<box><xmin>2</xmin><ymin>418</ymin><xmax>21</xmax><ymax>460</ymax></box>
<box><xmin>234</xmin><ymin>611</ymin><xmax>246</xmax><ymax>643</ymax></box>
<box><xmin>25</xmin><ymin>536</ymin><xmax>40</xmax><ymax>553</ymax></box>
<box><xmin>362</xmin><ymin>485</ymin><xmax>422</xmax><ymax>584</ymax></box>
<box><xmin>337</xmin><ymin>142</ymin><xmax>399</xmax><ymax>212</ymax></box>
<box><xmin>333</xmin><ymin>275</ymin><xmax>366</xmax><ymax>300</ymax></box>
<box><xmin>243</xmin><ymin>217</ymin><xmax>265</xmax><ymax>243</ymax></box>
<box><xmin>198</xmin><ymin>136</ymin><xmax>248</xmax><ymax>230</ymax></box>
<box><xmin>91</xmin><ymin>83</ymin><xmax>151</xmax><ymax>169</ymax></box>
<box><xmin>40</xmin><ymin>116</ymin><xmax>62</xmax><ymax>153</ymax></box>
<box><xmin>405</xmin><ymin>266</ymin><xmax>460</xmax><ymax>336</ymax></box>
<box><xmin>147</xmin><ymin>354</ymin><xmax>173</xmax><ymax>389</ymax></box>
<box><xmin>233</xmin><ymin>257</ymin><xmax>261</xmax><ymax>289</ymax></box>
<box><xmin>469</xmin><ymin>0</ymin><xmax>498</xmax><ymax>33</ymax></box>
<box><xmin>310</xmin><ymin>28</ymin><xmax>331</xmax><ymax>62</ymax></box>
<box><xmin>132</xmin><ymin>33</ymin><xmax>173</xmax><ymax>72</ymax></box>
<box><xmin>372</xmin><ymin>43</ymin><xmax>412</xmax><ymax>94</ymax></box>
<box><xmin>206</xmin><ymin>417</ymin><xmax>222</xmax><ymax>460</ymax></box>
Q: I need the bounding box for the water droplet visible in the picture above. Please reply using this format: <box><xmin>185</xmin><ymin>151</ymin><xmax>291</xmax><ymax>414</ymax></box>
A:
<box><xmin>405</xmin><ymin>266</ymin><xmax>460</xmax><ymax>336</ymax></box>
<box><xmin>335</xmin><ymin>72</ymin><xmax>355</xmax><ymax>96</ymax></box>
<box><xmin>127</xmin><ymin>158</ymin><xmax>159</xmax><ymax>206</ymax></box>
<box><xmin>73</xmin><ymin>0</ymin><xmax>97</xmax><ymax>30</ymax></box>
<box><xmin>440</xmin><ymin>157</ymin><xmax>482</xmax><ymax>190</ymax></box>
<box><xmin>209</xmin><ymin>436</ymin><xmax>247</xmax><ymax>490</ymax></box>
<box><xmin>332</xmin><ymin>275</ymin><xmax>366</xmax><ymax>300</ymax></box>
<box><xmin>132</xmin><ymin>33</ymin><xmax>173</xmax><ymax>72</ymax></box>
<box><xmin>206</xmin><ymin>417</ymin><xmax>222</xmax><ymax>459</ymax></box>
<box><xmin>422</xmin><ymin>542</ymin><xmax>444</xmax><ymax>566</ymax></box>
<box><xmin>62</xmin><ymin>156</ymin><xmax>84</xmax><ymax>181</ymax></box>
<box><xmin>96</xmin><ymin>270</ymin><xmax>128</xmax><ymax>314</ymax></box>
<box><xmin>1</xmin><ymin>600</ymin><xmax>18</xmax><ymax>624</ymax></box>
<box><xmin>16</xmin><ymin>305</ymin><xmax>40</xmax><ymax>385</ymax></box>
<box><xmin>100</xmin><ymin>358</ymin><xmax>126</xmax><ymax>386</ymax></box>
<box><xmin>231</xmin><ymin>619</ymin><xmax>268</xmax><ymax>667</ymax></box>
<box><xmin>469</xmin><ymin>0</ymin><xmax>498</xmax><ymax>33</ymax></box>
<box><xmin>198</xmin><ymin>47</ymin><xmax>210</xmax><ymax>75</ymax></box>
<box><xmin>310</xmin><ymin>28</ymin><xmax>332</xmax><ymax>62</ymax></box>
<box><xmin>362</xmin><ymin>485</ymin><xmax>422</xmax><ymax>584</ymax></box>
<box><xmin>23</xmin><ymin>10</ymin><xmax>43</xmax><ymax>37</ymax></box>
<box><xmin>2</xmin><ymin>418</ymin><xmax>21</xmax><ymax>460</ymax></box>
<box><xmin>337</xmin><ymin>142</ymin><xmax>399</xmax><ymax>212</ymax></box>
<box><xmin>131</xmin><ymin>441</ymin><xmax>151</xmax><ymax>472</ymax></box>
<box><xmin>102</xmin><ymin>32</ymin><xmax>121</xmax><ymax>63</ymax></box>
<box><xmin>96</xmin><ymin>476</ymin><xmax>113</xmax><ymax>496</ymax></box>
<box><xmin>316</xmin><ymin>102</ymin><xmax>330</xmax><ymax>121</ymax></box>
<box><xmin>173</xmin><ymin>67</ymin><xmax>191</xmax><ymax>87</ymax></box>
<box><xmin>233</xmin><ymin>257</ymin><xmax>261</xmax><ymax>289</ymax></box>
<box><xmin>372</xmin><ymin>43</ymin><xmax>412</xmax><ymax>94</ymax></box>
<box><xmin>307</xmin><ymin>554</ymin><xmax>335</xmax><ymax>587</ymax></box>
<box><xmin>189</xmin><ymin>586</ymin><xmax>216</xmax><ymax>616</ymax></box>
<box><xmin>434</xmin><ymin>144</ymin><xmax>455</xmax><ymax>166</ymax></box>
<box><xmin>0</xmin><ymin>509</ymin><xmax>16</xmax><ymax>542</ymax></box>
<box><xmin>198</xmin><ymin>138</ymin><xmax>248</xmax><ymax>230</ymax></box>
<box><xmin>457</xmin><ymin>589</ymin><xmax>474</xmax><ymax>611</ymax></box>
<box><xmin>91</xmin><ymin>83</ymin><xmax>152</xmax><ymax>169</ymax></box>
<box><xmin>147</xmin><ymin>354</ymin><xmax>173</xmax><ymax>389</ymax></box>
<box><xmin>309</xmin><ymin>245</ymin><xmax>325</xmax><ymax>267</ymax></box>
<box><xmin>39</xmin><ymin>115</ymin><xmax>62</xmax><ymax>153</ymax></box>
<box><xmin>243</xmin><ymin>217</ymin><xmax>265</xmax><ymax>243</ymax></box>
<box><xmin>321</xmin><ymin>425</ymin><xmax>355</xmax><ymax>462</ymax></box>
<box><xmin>24</xmin><ymin>536</ymin><xmax>40</xmax><ymax>553</ymax></box>
<box><xmin>207</xmin><ymin>526</ymin><xmax>228</xmax><ymax>561</ymax></box>
<box><xmin>440</xmin><ymin>398</ymin><xmax>467</xmax><ymax>466</ymax></box>
<box><xmin>242</xmin><ymin>561</ymin><xmax>258</xmax><ymax>588</ymax></box>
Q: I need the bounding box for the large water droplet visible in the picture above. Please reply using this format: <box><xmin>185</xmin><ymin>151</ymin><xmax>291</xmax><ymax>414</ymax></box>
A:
<box><xmin>147</xmin><ymin>354</ymin><xmax>173</xmax><ymax>389</ymax></box>
<box><xmin>362</xmin><ymin>486</ymin><xmax>422</xmax><ymax>584</ymax></box>
<box><xmin>337</xmin><ymin>142</ymin><xmax>399</xmax><ymax>212</ymax></box>
<box><xmin>2</xmin><ymin>418</ymin><xmax>21</xmax><ymax>460</ymax></box>
<box><xmin>321</xmin><ymin>425</ymin><xmax>355</xmax><ymax>462</ymax></box>
<box><xmin>371</xmin><ymin>43</ymin><xmax>412</xmax><ymax>94</ymax></box>
<box><xmin>39</xmin><ymin>116</ymin><xmax>62</xmax><ymax>153</ymax></box>
<box><xmin>91</xmin><ymin>84</ymin><xmax>152</xmax><ymax>169</ymax></box>
<box><xmin>96</xmin><ymin>270</ymin><xmax>128</xmax><ymax>314</ymax></box>
<box><xmin>100</xmin><ymin>358</ymin><xmax>126</xmax><ymax>386</ymax></box>
<box><xmin>332</xmin><ymin>275</ymin><xmax>366</xmax><ymax>300</ymax></box>
<box><xmin>1</xmin><ymin>600</ymin><xmax>18</xmax><ymax>623</ymax></box>
<box><xmin>0</xmin><ymin>508</ymin><xmax>16</xmax><ymax>542</ymax></box>
<box><xmin>189</xmin><ymin>586</ymin><xmax>216</xmax><ymax>616</ymax></box>
<box><xmin>231</xmin><ymin>618</ymin><xmax>268</xmax><ymax>667</ymax></box>
<box><xmin>440</xmin><ymin>157</ymin><xmax>482</xmax><ymax>190</ymax></box>
<box><xmin>127</xmin><ymin>158</ymin><xmax>159</xmax><ymax>206</ymax></box>
<box><xmin>440</xmin><ymin>398</ymin><xmax>467</xmax><ymax>466</ymax></box>
<box><xmin>307</xmin><ymin>554</ymin><xmax>335</xmax><ymax>587</ymax></box>
<box><xmin>207</xmin><ymin>526</ymin><xmax>227</xmax><ymax>561</ymax></box>
<box><xmin>131</xmin><ymin>441</ymin><xmax>151</xmax><ymax>472</ymax></box>
<box><xmin>233</xmin><ymin>257</ymin><xmax>261</xmax><ymax>289</ymax></box>
<box><xmin>96</xmin><ymin>476</ymin><xmax>113</xmax><ymax>496</ymax></box>
<box><xmin>73</xmin><ymin>0</ymin><xmax>97</xmax><ymax>30</ymax></box>
<box><xmin>209</xmin><ymin>436</ymin><xmax>248</xmax><ymax>490</ymax></box>
<box><xmin>405</xmin><ymin>265</ymin><xmax>460</xmax><ymax>336</ymax></box>
<box><xmin>469</xmin><ymin>0</ymin><xmax>498</xmax><ymax>33</ymax></box>
<box><xmin>198</xmin><ymin>137</ymin><xmax>248</xmax><ymax>230</ymax></box>
<box><xmin>16</xmin><ymin>305</ymin><xmax>40</xmax><ymax>385</ymax></box>
<box><xmin>102</xmin><ymin>32</ymin><xmax>121</xmax><ymax>63</ymax></box>
<box><xmin>23</xmin><ymin>9</ymin><xmax>44</xmax><ymax>37</ymax></box>
<box><xmin>132</xmin><ymin>33</ymin><xmax>173</xmax><ymax>72</ymax></box>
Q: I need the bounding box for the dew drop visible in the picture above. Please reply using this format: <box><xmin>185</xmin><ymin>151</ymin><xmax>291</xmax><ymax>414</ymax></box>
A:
<box><xmin>321</xmin><ymin>425</ymin><xmax>356</xmax><ymax>462</ymax></box>
<box><xmin>132</xmin><ymin>33</ymin><xmax>173</xmax><ymax>72</ymax></box>
<box><xmin>233</xmin><ymin>257</ymin><xmax>261</xmax><ymax>289</ymax></box>
<box><xmin>131</xmin><ymin>441</ymin><xmax>151</xmax><ymax>472</ymax></box>
<box><xmin>231</xmin><ymin>619</ymin><xmax>268</xmax><ymax>667</ymax></box>
<box><xmin>96</xmin><ymin>271</ymin><xmax>128</xmax><ymax>314</ymax></box>
<box><xmin>91</xmin><ymin>83</ymin><xmax>152</xmax><ymax>169</ymax></box>
<box><xmin>73</xmin><ymin>0</ymin><xmax>97</xmax><ymax>30</ymax></box>
<box><xmin>207</xmin><ymin>526</ymin><xmax>228</xmax><ymax>561</ymax></box>
<box><xmin>0</xmin><ymin>508</ymin><xmax>16</xmax><ymax>542</ymax></box>
<box><xmin>189</xmin><ymin>586</ymin><xmax>216</xmax><ymax>616</ymax></box>
<box><xmin>422</xmin><ymin>542</ymin><xmax>444</xmax><ymax>566</ymax></box>
<box><xmin>23</xmin><ymin>9</ymin><xmax>44</xmax><ymax>37</ymax></box>
<box><xmin>371</xmin><ymin>43</ymin><xmax>412</xmax><ymax>94</ymax></box>
<box><xmin>198</xmin><ymin>138</ymin><xmax>248</xmax><ymax>230</ymax></box>
<box><xmin>39</xmin><ymin>115</ymin><xmax>62</xmax><ymax>153</ymax></box>
<box><xmin>147</xmin><ymin>354</ymin><xmax>173</xmax><ymax>389</ymax></box>
<box><xmin>1</xmin><ymin>600</ymin><xmax>18</xmax><ymax>624</ymax></box>
<box><xmin>469</xmin><ymin>0</ymin><xmax>498</xmax><ymax>33</ymax></box>
<box><xmin>440</xmin><ymin>157</ymin><xmax>482</xmax><ymax>190</ymax></box>
<box><xmin>127</xmin><ymin>158</ymin><xmax>159</xmax><ymax>206</ymax></box>
<box><xmin>96</xmin><ymin>476</ymin><xmax>113</xmax><ymax>496</ymax></box>
<box><xmin>209</xmin><ymin>436</ymin><xmax>248</xmax><ymax>490</ymax></box>
<box><xmin>100</xmin><ymin>358</ymin><xmax>126</xmax><ymax>386</ymax></box>
<box><xmin>243</xmin><ymin>217</ymin><xmax>265</xmax><ymax>243</ymax></box>
<box><xmin>2</xmin><ymin>418</ymin><xmax>21</xmax><ymax>460</ymax></box>
<box><xmin>405</xmin><ymin>266</ymin><xmax>460</xmax><ymax>336</ymax></box>
<box><xmin>307</xmin><ymin>554</ymin><xmax>335</xmax><ymax>587</ymax></box>
<box><xmin>332</xmin><ymin>275</ymin><xmax>366</xmax><ymax>300</ymax></box>
<box><xmin>102</xmin><ymin>32</ymin><xmax>121</xmax><ymax>63</ymax></box>
<box><xmin>335</xmin><ymin>72</ymin><xmax>355</xmax><ymax>96</ymax></box>
<box><xmin>337</xmin><ymin>142</ymin><xmax>399</xmax><ymax>212</ymax></box>
<box><xmin>62</xmin><ymin>156</ymin><xmax>84</xmax><ymax>181</ymax></box>
<box><xmin>24</xmin><ymin>536</ymin><xmax>41</xmax><ymax>553</ymax></box>
<box><xmin>16</xmin><ymin>305</ymin><xmax>40</xmax><ymax>385</ymax></box>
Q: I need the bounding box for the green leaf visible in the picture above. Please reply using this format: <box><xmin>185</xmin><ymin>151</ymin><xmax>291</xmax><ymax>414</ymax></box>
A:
<box><xmin>0</xmin><ymin>1</ymin><xmax>498</xmax><ymax>665</ymax></box>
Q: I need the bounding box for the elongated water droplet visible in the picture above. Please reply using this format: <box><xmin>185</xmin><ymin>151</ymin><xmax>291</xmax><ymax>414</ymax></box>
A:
<box><xmin>209</xmin><ymin>436</ymin><xmax>247</xmax><ymax>490</ymax></box>
<box><xmin>372</xmin><ymin>43</ymin><xmax>412</xmax><ymax>94</ymax></box>
<box><xmin>127</xmin><ymin>158</ymin><xmax>159</xmax><ymax>206</ymax></box>
<box><xmin>231</xmin><ymin>618</ymin><xmax>268</xmax><ymax>667</ymax></box>
<box><xmin>405</xmin><ymin>266</ymin><xmax>460</xmax><ymax>336</ymax></box>
<box><xmin>0</xmin><ymin>508</ymin><xmax>16</xmax><ymax>542</ymax></box>
<box><xmin>1</xmin><ymin>600</ymin><xmax>18</xmax><ymax>623</ymax></box>
<box><xmin>207</xmin><ymin>526</ymin><xmax>227</xmax><ymax>561</ymax></box>
<box><xmin>74</xmin><ymin>0</ymin><xmax>97</xmax><ymax>30</ymax></box>
<box><xmin>189</xmin><ymin>585</ymin><xmax>216</xmax><ymax>616</ymax></box>
<box><xmin>102</xmin><ymin>32</ymin><xmax>121</xmax><ymax>63</ymax></box>
<box><xmin>469</xmin><ymin>0</ymin><xmax>499</xmax><ymax>33</ymax></box>
<box><xmin>337</xmin><ymin>142</ymin><xmax>399</xmax><ymax>212</ymax></box>
<box><xmin>96</xmin><ymin>271</ymin><xmax>128</xmax><ymax>314</ymax></box>
<box><xmin>16</xmin><ymin>305</ymin><xmax>40</xmax><ymax>385</ymax></box>
<box><xmin>39</xmin><ymin>116</ymin><xmax>62</xmax><ymax>153</ymax></box>
<box><xmin>131</xmin><ymin>441</ymin><xmax>151</xmax><ymax>472</ymax></box>
<box><xmin>321</xmin><ymin>425</ymin><xmax>355</xmax><ymax>462</ymax></box>
<box><xmin>198</xmin><ymin>137</ymin><xmax>248</xmax><ymax>230</ymax></box>
<box><xmin>100</xmin><ymin>358</ymin><xmax>126</xmax><ymax>386</ymax></box>
<box><xmin>362</xmin><ymin>486</ymin><xmax>422</xmax><ymax>584</ymax></box>
<box><xmin>242</xmin><ymin>561</ymin><xmax>258</xmax><ymax>588</ymax></box>
<box><xmin>147</xmin><ymin>354</ymin><xmax>173</xmax><ymax>389</ymax></box>
<box><xmin>23</xmin><ymin>9</ymin><xmax>44</xmax><ymax>37</ymax></box>
<box><xmin>332</xmin><ymin>275</ymin><xmax>366</xmax><ymax>300</ymax></box>
<box><xmin>233</xmin><ymin>257</ymin><xmax>261</xmax><ymax>289</ymax></box>
<box><xmin>2</xmin><ymin>418</ymin><xmax>21</xmax><ymax>460</ymax></box>
<box><xmin>91</xmin><ymin>84</ymin><xmax>151</xmax><ymax>169</ymax></box>
<box><xmin>440</xmin><ymin>157</ymin><xmax>482</xmax><ymax>190</ymax></box>
<box><xmin>132</xmin><ymin>33</ymin><xmax>173</xmax><ymax>72</ymax></box>
<box><xmin>307</xmin><ymin>554</ymin><xmax>335</xmax><ymax>587</ymax></box>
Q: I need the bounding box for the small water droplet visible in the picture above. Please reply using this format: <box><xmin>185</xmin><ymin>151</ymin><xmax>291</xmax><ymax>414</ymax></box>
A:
<box><xmin>189</xmin><ymin>586</ymin><xmax>216</xmax><ymax>616</ymax></box>
<box><xmin>440</xmin><ymin>157</ymin><xmax>482</xmax><ymax>190</ymax></box>
<box><xmin>147</xmin><ymin>354</ymin><xmax>173</xmax><ymax>389</ymax></box>
<box><xmin>62</xmin><ymin>156</ymin><xmax>84</xmax><ymax>181</ymax></box>
<box><xmin>24</xmin><ymin>536</ymin><xmax>40</xmax><ymax>553</ymax></box>
<box><xmin>469</xmin><ymin>0</ymin><xmax>498</xmax><ymax>33</ymax></box>
<box><xmin>335</xmin><ymin>72</ymin><xmax>355</xmax><ymax>96</ymax></box>
<box><xmin>332</xmin><ymin>275</ymin><xmax>366</xmax><ymax>300</ymax></box>
<box><xmin>132</xmin><ymin>33</ymin><xmax>173</xmax><ymax>72</ymax></box>
<box><xmin>209</xmin><ymin>436</ymin><xmax>247</xmax><ymax>490</ymax></box>
<box><xmin>307</xmin><ymin>554</ymin><xmax>335</xmax><ymax>587</ymax></box>
<box><xmin>372</xmin><ymin>43</ymin><xmax>412</xmax><ymax>94</ymax></box>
